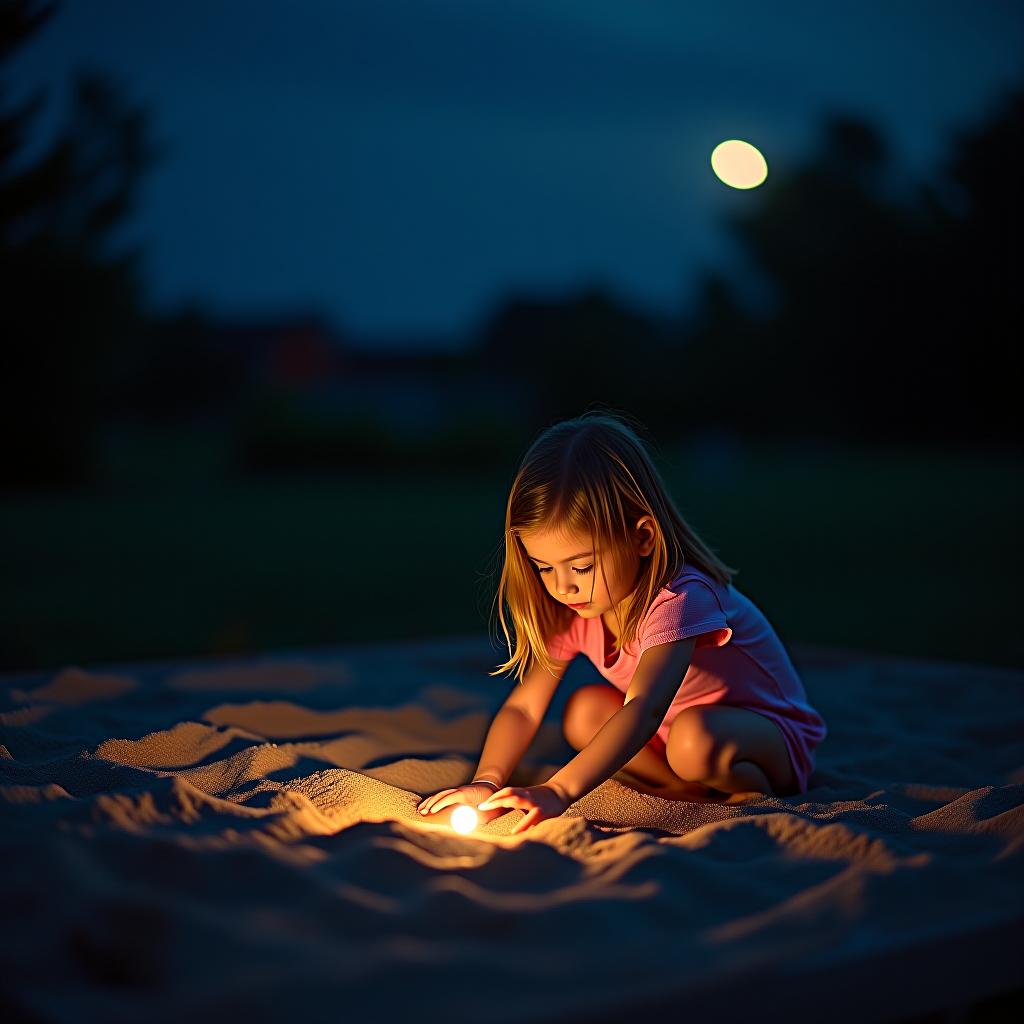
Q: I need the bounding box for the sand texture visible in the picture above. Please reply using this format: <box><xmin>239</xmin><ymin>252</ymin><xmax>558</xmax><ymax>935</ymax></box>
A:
<box><xmin>1</xmin><ymin>636</ymin><xmax>1022</xmax><ymax>1023</ymax></box>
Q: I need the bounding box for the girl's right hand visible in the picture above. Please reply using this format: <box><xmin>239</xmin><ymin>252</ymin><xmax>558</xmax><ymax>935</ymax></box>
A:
<box><xmin>417</xmin><ymin>782</ymin><xmax>499</xmax><ymax>818</ymax></box>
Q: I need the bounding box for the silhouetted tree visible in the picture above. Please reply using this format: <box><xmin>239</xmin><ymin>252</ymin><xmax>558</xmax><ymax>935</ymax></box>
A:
<box><xmin>1</xmin><ymin>0</ymin><xmax>159</xmax><ymax>488</ymax></box>
<box><xmin>681</xmin><ymin>94</ymin><xmax>1023</xmax><ymax>447</ymax></box>
<box><xmin>921</xmin><ymin>87</ymin><xmax>1022</xmax><ymax>444</ymax></box>
<box><xmin>471</xmin><ymin>285</ymin><xmax>681</xmax><ymax>437</ymax></box>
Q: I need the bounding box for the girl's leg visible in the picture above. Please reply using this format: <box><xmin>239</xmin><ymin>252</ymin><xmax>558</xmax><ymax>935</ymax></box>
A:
<box><xmin>706</xmin><ymin>760</ymin><xmax>775</xmax><ymax>796</ymax></box>
<box><xmin>665</xmin><ymin>705</ymin><xmax>798</xmax><ymax>797</ymax></box>
<box><xmin>562</xmin><ymin>685</ymin><xmax>721</xmax><ymax>797</ymax></box>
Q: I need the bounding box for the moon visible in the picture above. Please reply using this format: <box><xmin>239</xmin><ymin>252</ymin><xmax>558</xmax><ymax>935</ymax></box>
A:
<box><xmin>711</xmin><ymin>140</ymin><xmax>768</xmax><ymax>189</ymax></box>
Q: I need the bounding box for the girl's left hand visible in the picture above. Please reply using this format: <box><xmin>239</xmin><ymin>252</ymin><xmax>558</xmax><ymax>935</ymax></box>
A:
<box><xmin>477</xmin><ymin>783</ymin><xmax>570</xmax><ymax>834</ymax></box>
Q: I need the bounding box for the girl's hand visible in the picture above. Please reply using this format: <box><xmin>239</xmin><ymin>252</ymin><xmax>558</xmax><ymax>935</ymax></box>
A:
<box><xmin>477</xmin><ymin>783</ymin><xmax>570</xmax><ymax>834</ymax></box>
<box><xmin>417</xmin><ymin>782</ymin><xmax>502</xmax><ymax>818</ymax></box>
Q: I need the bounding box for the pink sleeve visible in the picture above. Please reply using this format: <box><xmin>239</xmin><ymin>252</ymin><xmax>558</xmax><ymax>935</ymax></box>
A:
<box><xmin>637</xmin><ymin>580</ymin><xmax>733</xmax><ymax>654</ymax></box>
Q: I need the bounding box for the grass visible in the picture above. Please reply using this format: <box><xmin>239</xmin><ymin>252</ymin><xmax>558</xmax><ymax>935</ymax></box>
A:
<box><xmin>1</xmin><ymin>436</ymin><xmax>1020</xmax><ymax>674</ymax></box>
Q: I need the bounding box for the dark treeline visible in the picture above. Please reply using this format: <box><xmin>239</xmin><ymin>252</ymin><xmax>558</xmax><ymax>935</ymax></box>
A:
<box><xmin>675</xmin><ymin>109</ymin><xmax>1021</xmax><ymax>448</ymax></box>
<box><xmin>471</xmin><ymin>102</ymin><xmax>1021</xmax><ymax>450</ymax></box>
<box><xmin>2</xmin><ymin>0</ymin><xmax>1021</xmax><ymax>491</ymax></box>
<box><xmin>1</xmin><ymin>0</ymin><xmax>157</xmax><ymax>489</ymax></box>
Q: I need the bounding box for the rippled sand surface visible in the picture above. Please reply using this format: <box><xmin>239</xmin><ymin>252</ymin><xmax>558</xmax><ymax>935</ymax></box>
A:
<box><xmin>2</xmin><ymin>638</ymin><xmax>1022</xmax><ymax>1023</ymax></box>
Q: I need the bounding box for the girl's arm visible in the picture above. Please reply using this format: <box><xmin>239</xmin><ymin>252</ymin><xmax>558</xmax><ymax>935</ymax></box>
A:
<box><xmin>545</xmin><ymin>638</ymin><xmax>696</xmax><ymax>804</ymax></box>
<box><xmin>474</xmin><ymin>656</ymin><xmax>571</xmax><ymax>787</ymax></box>
<box><xmin>472</xmin><ymin>706</ymin><xmax>543</xmax><ymax>788</ymax></box>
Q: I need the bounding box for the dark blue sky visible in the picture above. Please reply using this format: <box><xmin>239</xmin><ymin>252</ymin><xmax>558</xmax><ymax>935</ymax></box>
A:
<box><xmin>11</xmin><ymin>1</ymin><xmax>1024</xmax><ymax>348</ymax></box>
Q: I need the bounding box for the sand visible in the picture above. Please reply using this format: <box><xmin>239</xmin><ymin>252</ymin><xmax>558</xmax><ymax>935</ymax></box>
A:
<box><xmin>1</xmin><ymin>636</ymin><xmax>1022</xmax><ymax>1023</ymax></box>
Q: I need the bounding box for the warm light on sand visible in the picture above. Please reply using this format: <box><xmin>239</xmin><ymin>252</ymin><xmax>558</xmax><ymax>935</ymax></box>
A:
<box><xmin>711</xmin><ymin>139</ymin><xmax>768</xmax><ymax>189</ymax></box>
<box><xmin>449</xmin><ymin>805</ymin><xmax>478</xmax><ymax>833</ymax></box>
<box><xmin>8</xmin><ymin>641</ymin><xmax>1018</xmax><ymax>1020</ymax></box>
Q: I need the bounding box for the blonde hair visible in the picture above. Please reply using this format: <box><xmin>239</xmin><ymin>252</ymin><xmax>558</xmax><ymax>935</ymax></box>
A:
<box><xmin>488</xmin><ymin>408</ymin><xmax>738</xmax><ymax>683</ymax></box>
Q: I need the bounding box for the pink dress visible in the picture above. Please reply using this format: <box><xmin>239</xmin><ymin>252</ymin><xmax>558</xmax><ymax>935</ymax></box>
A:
<box><xmin>546</xmin><ymin>563</ymin><xmax>827</xmax><ymax>794</ymax></box>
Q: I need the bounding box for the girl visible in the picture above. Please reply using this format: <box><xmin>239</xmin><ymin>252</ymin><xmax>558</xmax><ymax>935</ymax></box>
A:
<box><xmin>417</xmin><ymin>410</ymin><xmax>827</xmax><ymax>834</ymax></box>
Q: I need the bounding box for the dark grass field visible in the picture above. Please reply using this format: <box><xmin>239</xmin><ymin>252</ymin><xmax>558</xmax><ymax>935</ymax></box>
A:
<box><xmin>1</xmin><ymin>435</ymin><xmax>1020</xmax><ymax>674</ymax></box>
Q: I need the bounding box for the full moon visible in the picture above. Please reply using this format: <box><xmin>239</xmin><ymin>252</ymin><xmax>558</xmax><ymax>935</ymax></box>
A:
<box><xmin>711</xmin><ymin>140</ymin><xmax>768</xmax><ymax>189</ymax></box>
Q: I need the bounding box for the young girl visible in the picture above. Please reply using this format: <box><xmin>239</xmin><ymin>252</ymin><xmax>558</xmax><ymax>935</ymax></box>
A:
<box><xmin>417</xmin><ymin>410</ymin><xmax>827</xmax><ymax>834</ymax></box>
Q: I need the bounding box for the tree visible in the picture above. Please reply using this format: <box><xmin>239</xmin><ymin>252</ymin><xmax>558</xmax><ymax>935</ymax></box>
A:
<box><xmin>472</xmin><ymin>285</ymin><xmax>682</xmax><ymax>437</ymax></box>
<box><xmin>1</xmin><ymin>0</ymin><xmax>159</xmax><ymax>488</ymax></box>
<box><xmin>682</xmin><ymin>94</ymin><xmax>1023</xmax><ymax>446</ymax></box>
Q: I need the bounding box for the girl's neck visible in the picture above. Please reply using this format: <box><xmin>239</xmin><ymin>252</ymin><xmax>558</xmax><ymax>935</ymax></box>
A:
<box><xmin>601</xmin><ymin>610</ymin><xmax>620</xmax><ymax>642</ymax></box>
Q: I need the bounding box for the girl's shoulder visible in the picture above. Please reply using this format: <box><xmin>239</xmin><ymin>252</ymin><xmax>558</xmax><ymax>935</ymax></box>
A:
<box><xmin>636</xmin><ymin>561</ymin><xmax>734</xmax><ymax>652</ymax></box>
<box><xmin>662</xmin><ymin>561</ymin><xmax>726</xmax><ymax>596</ymax></box>
<box><xmin>640</xmin><ymin>563</ymin><xmax>726</xmax><ymax>627</ymax></box>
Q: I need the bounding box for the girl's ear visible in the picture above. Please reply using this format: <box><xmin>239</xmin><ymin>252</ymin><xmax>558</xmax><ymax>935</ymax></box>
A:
<box><xmin>635</xmin><ymin>516</ymin><xmax>657</xmax><ymax>557</ymax></box>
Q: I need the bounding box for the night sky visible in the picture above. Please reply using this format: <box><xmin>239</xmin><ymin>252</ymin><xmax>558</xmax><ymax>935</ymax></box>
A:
<box><xmin>10</xmin><ymin>0</ymin><xmax>1024</xmax><ymax>348</ymax></box>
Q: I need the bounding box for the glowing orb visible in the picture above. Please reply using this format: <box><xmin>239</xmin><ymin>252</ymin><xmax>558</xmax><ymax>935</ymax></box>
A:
<box><xmin>710</xmin><ymin>140</ymin><xmax>768</xmax><ymax>190</ymax></box>
<box><xmin>450</xmin><ymin>805</ymin><xmax>478</xmax><ymax>833</ymax></box>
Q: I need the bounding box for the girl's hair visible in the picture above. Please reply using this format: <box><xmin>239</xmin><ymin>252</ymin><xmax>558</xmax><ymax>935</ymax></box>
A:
<box><xmin>488</xmin><ymin>408</ymin><xmax>738</xmax><ymax>683</ymax></box>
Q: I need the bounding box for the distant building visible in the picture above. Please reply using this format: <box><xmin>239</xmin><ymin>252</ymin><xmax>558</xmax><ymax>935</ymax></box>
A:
<box><xmin>206</xmin><ymin>315</ymin><xmax>346</xmax><ymax>391</ymax></box>
<box><xmin>205</xmin><ymin>317</ymin><xmax>530</xmax><ymax>442</ymax></box>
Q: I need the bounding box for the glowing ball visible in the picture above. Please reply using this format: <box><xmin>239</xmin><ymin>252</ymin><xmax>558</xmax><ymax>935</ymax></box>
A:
<box><xmin>710</xmin><ymin>140</ymin><xmax>768</xmax><ymax>190</ymax></box>
<box><xmin>450</xmin><ymin>805</ymin><xmax>478</xmax><ymax>833</ymax></box>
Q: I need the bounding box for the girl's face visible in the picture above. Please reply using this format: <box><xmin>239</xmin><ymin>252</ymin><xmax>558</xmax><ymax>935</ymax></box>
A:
<box><xmin>519</xmin><ymin>518</ymin><xmax>656</xmax><ymax>626</ymax></box>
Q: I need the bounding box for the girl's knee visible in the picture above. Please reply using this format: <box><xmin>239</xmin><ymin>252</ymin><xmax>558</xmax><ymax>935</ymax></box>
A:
<box><xmin>562</xmin><ymin>684</ymin><xmax>621</xmax><ymax>749</ymax></box>
<box><xmin>665</xmin><ymin>710</ymin><xmax>720</xmax><ymax>780</ymax></box>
